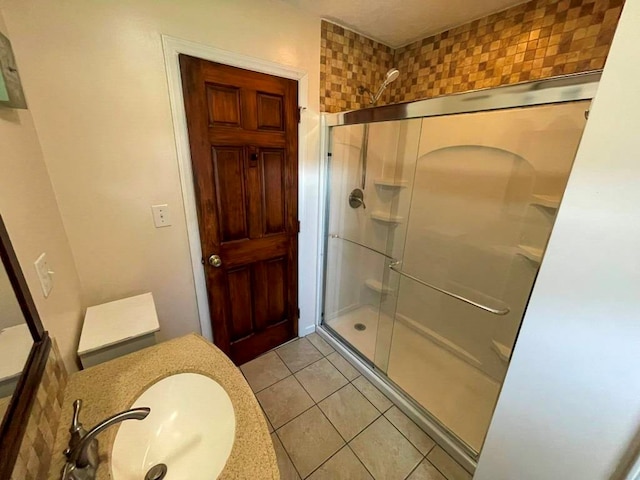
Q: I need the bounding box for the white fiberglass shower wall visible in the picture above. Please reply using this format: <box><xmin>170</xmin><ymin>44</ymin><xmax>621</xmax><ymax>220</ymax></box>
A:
<box><xmin>323</xmin><ymin>100</ymin><xmax>589</xmax><ymax>454</ymax></box>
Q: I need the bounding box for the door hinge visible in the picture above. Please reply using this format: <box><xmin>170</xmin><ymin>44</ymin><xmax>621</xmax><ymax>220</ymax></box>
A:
<box><xmin>297</xmin><ymin>106</ymin><xmax>306</xmax><ymax>124</ymax></box>
<box><xmin>296</xmin><ymin>220</ymin><xmax>301</xmax><ymax>233</ymax></box>
<box><xmin>297</xmin><ymin>307</ymin><xmax>301</xmax><ymax>318</ymax></box>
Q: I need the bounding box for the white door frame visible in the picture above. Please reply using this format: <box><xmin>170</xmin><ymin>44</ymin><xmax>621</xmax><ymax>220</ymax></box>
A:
<box><xmin>162</xmin><ymin>34</ymin><xmax>312</xmax><ymax>341</ymax></box>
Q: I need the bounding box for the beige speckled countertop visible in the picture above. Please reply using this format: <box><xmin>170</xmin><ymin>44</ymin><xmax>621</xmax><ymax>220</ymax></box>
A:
<box><xmin>47</xmin><ymin>334</ymin><xmax>278</xmax><ymax>479</ymax></box>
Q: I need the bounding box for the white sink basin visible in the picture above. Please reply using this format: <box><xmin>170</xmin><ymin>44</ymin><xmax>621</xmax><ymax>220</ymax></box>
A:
<box><xmin>111</xmin><ymin>373</ymin><xmax>236</xmax><ymax>480</ymax></box>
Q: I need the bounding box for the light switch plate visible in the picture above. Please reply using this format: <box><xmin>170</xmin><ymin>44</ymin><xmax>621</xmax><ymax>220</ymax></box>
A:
<box><xmin>34</xmin><ymin>253</ymin><xmax>53</xmax><ymax>298</ymax></box>
<box><xmin>151</xmin><ymin>204</ymin><xmax>171</xmax><ymax>228</ymax></box>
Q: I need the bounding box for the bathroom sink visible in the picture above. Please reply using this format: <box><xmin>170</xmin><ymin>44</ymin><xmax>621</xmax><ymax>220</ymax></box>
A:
<box><xmin>111</xmin><ymin>373</ymin><xmax>236</xmax><ymax>480</ymax></box>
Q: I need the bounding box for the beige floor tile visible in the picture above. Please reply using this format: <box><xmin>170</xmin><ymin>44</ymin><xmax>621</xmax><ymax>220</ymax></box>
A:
<box><xmin>256</xmin><ymin>376</ymin><xmax>314</xmax><ymax>429</ymax></box>
<box><xmin>407</xmin><ymin>459</ymin><xmax>446</xmax><ymax>480</ymax></box>
<box><xmin>385</xmin><ymin>406</ymin><xmax>435</xmax><ymax>455</ymax></box>
<box><xmin>318</xmin><ymin>384</ymin><xmax>380</xmax><ymax>441</ymax></box>
<box><xmin>427</xmin><ymin>447</ymin><xmax>472</xmax><ymax>480</ymax></box>
<box><xmin>277</xmin><ymin>406</ymin><xmax>345</xmax><ymax>478</ymax></box>
<box><xmin>306</xmin><ymin>332</ymin><xmax>335</xmax><ymax>356</ymax></box>
<box><xmin>350</xmin><ymin>417</ymin><xmax>423</xmax><ymax>480</ymax></box>
<box><xmin>294</xmin><ymin>358</ymin><xmax>348</xmax><ymax>402</ymax></box>
<box><xmin>326</xmin><ymin>351</ymin><xmax>360</xmax><ymax>381</ymax></box>
<box><xmin>271</xmin><ymin>432</ymin><xmax>301</xmax><ymax>480</ymax></box>
<box><xmin>241</xmin><ymin>351</ymin><xmax>291</xmax><ymax>392</ymax></box>
<box><xmin>277</xmin><ymin>338</ymin><xmax>324</xmax><ymax>372</ymax></box>
<box><xmin>307</xmin><ymin>446</ymin><xmax>373</xmax><ymax>480</ymax></box>
<box><xmin>352</xmin><ymin>376</ymin><xmax>393</xmax><ymax>412</ymax></box>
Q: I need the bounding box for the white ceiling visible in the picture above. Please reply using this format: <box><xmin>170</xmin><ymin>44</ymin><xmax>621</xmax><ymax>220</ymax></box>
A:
<box><xmin>283</xmin><ymin>0</ymin><xmax>528</xmax><ymax>48</ymax></box>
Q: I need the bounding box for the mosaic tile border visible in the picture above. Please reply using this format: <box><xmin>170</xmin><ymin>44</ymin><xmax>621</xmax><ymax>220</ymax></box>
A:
<box><xmin>320</xmin><ymin>0</ymin><xmax>623</xmax><ymax>112</ymax></box>
<box><xmin>11</xmin><ymin>340</ymin><xmax>68</xmax><ymax>480</ymax></box>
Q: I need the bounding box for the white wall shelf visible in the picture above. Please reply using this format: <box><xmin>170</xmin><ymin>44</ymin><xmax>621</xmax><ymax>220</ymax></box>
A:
<box><xmin>374</xmin><ymin>178</ymin><xmax>408</xmax><ymax>189</ymax></box>
<box><xmin>371</xmin><ymin>211</ymin><xmax>403</xmax><ymax>224</ymax></box>
<box><xmin>364</xmin><ymin>279</ymin><xmax>394</xmax><ymax>295</ymax></box>
<box><xmin>516</xmin><ymin>244</ymin><xmax>543</xmax><ymax>264</ymax></box>
<box><xmin>531</xmin><ymin>194</ymin><xmax>561</xmax><ymax>210</ymax></box>
<box><xmin>491</xmin><ymin>340</ymin><xmax>512</xmax><ymax>364</ymax></box>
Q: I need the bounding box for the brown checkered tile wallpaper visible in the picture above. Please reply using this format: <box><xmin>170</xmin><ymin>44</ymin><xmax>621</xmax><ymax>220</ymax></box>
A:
<box><xmin>320</xmin><ymin>0</ymin><xmax>623</xmax><ymax>112</ymax></box>
<box><xmin>321</xmin><ymin>21</ymin><xmax>395</xmax><ymax>112</ymax></box>
<box><xmin>10</xmin><ymin>340</ymin><xmax>67</xmax><ymax>480</ymax></box>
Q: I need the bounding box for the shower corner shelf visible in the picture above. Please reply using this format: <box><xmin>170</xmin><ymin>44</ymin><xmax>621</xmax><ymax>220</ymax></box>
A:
<box><xmin>531</xmin><ymin>194</ymin><xmax>561</xmax><ymax>210</ymax></box>
<box><xmin>370</xmin><ymin>211</ymin><xmax>403</xmax><ymax>224</ymax></box>
<box><xmin>364</xmin><ymin>279</ymin><xmax>393</xmax><ymax>295</ymax></box>
<box><xmin>491</xmin><ymin>340</ymin><xmax>512</xmax><ymax>364</ymax></box>
<box><xmin>374</xmin><ymin>178</ymin><xmax>408</xmax><ymax>189</ymax></box>
<box><xmin>516</xmin><ymin>244</ymin><xmax>543</xmax><ymax>264</ymax></box>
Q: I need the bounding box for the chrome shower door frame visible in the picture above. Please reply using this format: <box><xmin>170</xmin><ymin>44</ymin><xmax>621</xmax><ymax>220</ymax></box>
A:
<box><xmin>316</xmin><ymin>71</ymin><xmax>601</xmax><ymax>473</ymax></box>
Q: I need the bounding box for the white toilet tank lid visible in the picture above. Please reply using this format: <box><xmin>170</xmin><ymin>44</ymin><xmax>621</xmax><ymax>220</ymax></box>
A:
<box><xmin>78</xmin><ymin>292</ymin><xmax>160</xmax><ymax>355</ymax></box>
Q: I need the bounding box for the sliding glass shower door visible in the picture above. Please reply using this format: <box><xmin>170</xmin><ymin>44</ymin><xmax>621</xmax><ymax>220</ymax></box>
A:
<box><xmin>322</xmin><ymin>100</ymin><xmax>589</xmax><ymax>454</ymax></box>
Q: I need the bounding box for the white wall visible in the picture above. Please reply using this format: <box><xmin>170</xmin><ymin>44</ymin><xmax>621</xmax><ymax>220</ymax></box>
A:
<box><xmin>0</xmin><ymin>0</ymin><xmax>321</xmax><ymax>341</ymax></box>
<box><xmin>475</xmin><ymin>1</ymin><xmax>640</xmax><ymax>478</ymax></box>
<box><xmin>0</xmin><ymin>12</ymin><xmax>84</xmax><ymax>371</ymax></box>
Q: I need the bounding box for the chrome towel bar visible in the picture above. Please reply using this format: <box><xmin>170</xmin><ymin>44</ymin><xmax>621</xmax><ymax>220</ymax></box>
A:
<box><xmin>388</xmin><ymin>264</ymin><xmax>510</xmax><ymax>316</ymax></box>
<box><xmin>328</xmin><ymin>234</ymin><xmax>394</xmax><ymax>259</ymax></box>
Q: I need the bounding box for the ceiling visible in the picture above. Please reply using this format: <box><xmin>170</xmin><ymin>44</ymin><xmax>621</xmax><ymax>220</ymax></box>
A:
<box><xmin>283</xmin><ymin>0</ymin><xmax>528</xmax><ymax>48</ymax></box>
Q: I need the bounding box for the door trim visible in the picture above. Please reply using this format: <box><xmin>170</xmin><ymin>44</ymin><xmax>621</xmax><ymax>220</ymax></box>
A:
<box><xmin>162</xmin><ymin>35</ymin><xmax>311</xmax><ymax>341</ymax></box>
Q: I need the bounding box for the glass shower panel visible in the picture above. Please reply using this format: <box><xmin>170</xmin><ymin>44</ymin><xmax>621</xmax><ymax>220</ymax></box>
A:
<box><xmin>323</xmin><ymin>119</ymin><xmax>421</xmax><ymax>364</ymax></box>
<box><xmin>384</xmin><ymin>101</ymin><xmax>589</xmax><ymax>453</ymax></box>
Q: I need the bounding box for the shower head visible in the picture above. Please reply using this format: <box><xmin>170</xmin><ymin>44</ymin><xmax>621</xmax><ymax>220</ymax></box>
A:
<box><xmin>383</xmin><ymin>68</ymin><xmax>400</xmax><ymax>86</ymax></box>
<box><xmin>370</xmin><ymin>68</ymin><xmax>400</xmax><ymax>105</ymax></box>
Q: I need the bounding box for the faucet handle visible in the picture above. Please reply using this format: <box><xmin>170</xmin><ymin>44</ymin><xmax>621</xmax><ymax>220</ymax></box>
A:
<box><xmin>70</xmin><ymin>399</ymin><xmax>83</xmax><ymax>433</ymax></box>
<box><xmin>64</xmin><ymin>399</ymin><xmax>87</xmax><ymax>458</ymax></box>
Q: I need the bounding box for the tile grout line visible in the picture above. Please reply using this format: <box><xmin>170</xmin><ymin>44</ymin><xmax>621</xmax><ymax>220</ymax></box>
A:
<box><xmin>382</xmin><ymin>407</ymin><xmax>438</xmax><ymax>460</ymax></box>
<box><xmin>403</xmin><ymin>457</ymin><xmax>424</xmax><ymax>480</ymax></box>
<box><xmin>274</xmin><ymin>429</ymin><xmax>305</xmax><ymax>480</ymax></box>
<box><xmin>273</xmin><ymin>341</ymin><xmax>379</xmax><ymax>479</ymax></box>
<box><xmin>269</xmin><ymin>378</ymin><xmax>317</xmax><ymax>431</ymax></box>
<box><xmin>426</xmin><ymin>451</ymin><xmax>466</xmax><ymax>480</ymax></box>
<box><xmin>274</xmin><ymin>363</ymin><xmax>343</xmax><ymax>479</ymax></box>
<box><xmin>300</xmin><ymin>407</ymin><xmax>347</xmax><ymax>479</ymax></box>
<box><xmin>345</xmin><ymin>443</ymin><xmax>377</xmax><ymax>480</ymax></box>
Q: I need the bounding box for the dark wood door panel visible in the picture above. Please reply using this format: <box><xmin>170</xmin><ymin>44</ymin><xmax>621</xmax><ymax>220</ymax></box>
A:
<box><xmin>226</xmin><ymin>257</ymin><xmax>291</xmax><ymax>365</ymax></box>
<box><xmin>212</xmin><ymin>146</ymin><xmax>249</xmax><ymax>242</ymax></box>
<box><xmin>261</xmin><ymin>149</ymin><xmax>286</xmax><ymax>235</ymax></box>
<box><xmin>220</xmin><ymin>235</ymin><xmax>289</xmax><ymax>268</ymax></box>
<box><xmin>180</xmin><ymin>54</ymin><xmax>298</xmax><ymax>365</ymax></box>
<box><xmin>257</xmin><ymin>93</ymin><xmax>285</xmax><ymax>131</ymax></box>
<box><xmin>226</xmin><ymin>266</ymin><xmax>254</xmax><ymax>341</ymax></box>
<box><xmin>264</xmin><ymin>257</ymin><xmax>287</xmax><ymax>326</ymax></box>
<box><xmin>230</xmin><ymin>321</ymin><xmax>291</xmax><ymax>366</ymax></box>
<box><xmin>201</xmin><ymin>67</ymin><xmax>287</xmax><ymax>97</ymax></box>
<box><xmin>206</xmin><ymin>84</ymin><xmax>242</xmax><ymax>128</ymax></box>
<box><xmin>209</xmin><ymin>129</ymin><xmax>286</xmax><ymax>147</ymax></box>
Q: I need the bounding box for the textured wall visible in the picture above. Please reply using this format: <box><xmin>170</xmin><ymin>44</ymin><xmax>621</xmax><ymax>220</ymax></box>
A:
<box><xmin>321</xmin><ymin>21</ymin><xmax>394</xmax><ymax>113</ymax></box>
<box><xmin>10</xmin><ymin>341</ymin><xmax>67</xmax><ymax>480</ymax></box>
<box><xmin>320</xmin><ymin>0</ymin><xmax>623</xmax><ymax>112</ymax></box>
<box><xmin>393</xmin><ymin>0</ymin><xmax>623</xmax><ymax>102</ymax></box>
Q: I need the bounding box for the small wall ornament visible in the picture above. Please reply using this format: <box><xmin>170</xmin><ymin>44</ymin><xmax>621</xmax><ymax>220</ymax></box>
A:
<box><xmin>0</xmin><ymin>32</ymin><xmax>27</xmax><ymax>109</ymax></box>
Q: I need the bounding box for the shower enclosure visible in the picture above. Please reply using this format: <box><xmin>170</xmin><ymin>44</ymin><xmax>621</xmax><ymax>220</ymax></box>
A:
<box><xmin>319</xmin><ymin>73</ymin><xmax>599</xmax><ymax>467</ymax></box>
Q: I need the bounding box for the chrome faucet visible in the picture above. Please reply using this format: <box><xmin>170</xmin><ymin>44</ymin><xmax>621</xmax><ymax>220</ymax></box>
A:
<box><xmin>61</xmin><ymin>399</ymin><xmax>150</xmax><ymax>480</ymax></box>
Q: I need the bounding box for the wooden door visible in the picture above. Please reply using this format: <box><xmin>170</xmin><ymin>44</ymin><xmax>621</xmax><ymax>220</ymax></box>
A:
<box><xmin>180</xmin><ymin>55</ymin><xmax>298</xmax><ymax>365</ymax></box>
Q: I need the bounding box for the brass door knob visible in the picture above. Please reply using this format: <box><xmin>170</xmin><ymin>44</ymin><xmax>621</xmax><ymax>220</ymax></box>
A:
<box><xmin>208</xmin><ymin>255</ymin><xmax>222</xmax><ymax>267</ymax></box>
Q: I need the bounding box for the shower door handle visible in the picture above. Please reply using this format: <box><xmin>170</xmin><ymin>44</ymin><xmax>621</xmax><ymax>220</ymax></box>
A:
<box><xmin>208</xmin><ymin>254</ymin><xmax>222</xmax><ymax>268</ymax></box>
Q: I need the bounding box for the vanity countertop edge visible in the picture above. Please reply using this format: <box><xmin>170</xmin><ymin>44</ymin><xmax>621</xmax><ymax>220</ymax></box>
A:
<box><xmin>47</xmin><ymin>333</ymin><xmax>279</xmax><ymax>479</ymax></box>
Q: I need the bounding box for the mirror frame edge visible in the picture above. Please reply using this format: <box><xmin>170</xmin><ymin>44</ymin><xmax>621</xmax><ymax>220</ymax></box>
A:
<box><xmin>0</xmin><ymin>215</ymin><xmax>51</xmax><ymax>479</ymax></box>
